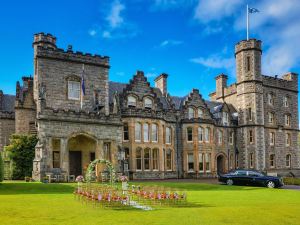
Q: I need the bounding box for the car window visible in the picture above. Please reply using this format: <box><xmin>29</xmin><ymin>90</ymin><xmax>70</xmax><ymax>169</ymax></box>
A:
<box><xmin>236</xmin><ymin>171</ymin><xmax>247</xmax><ymax>176</ymax></box>
<box><xmin>248</xmin><ymin>171</ymin><xmax>263</xmax><ymax>177</ymax></box>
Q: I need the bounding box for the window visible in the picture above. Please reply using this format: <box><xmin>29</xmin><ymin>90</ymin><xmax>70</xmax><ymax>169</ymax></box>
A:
<box><xmin>151</xmin><ymin>124</ymin><xmax>158</xmax><ymax>142</ymax></box>
<box><xmin>144</xmin><ymin>148</ymin><xmax>150</xmax><ymax>170</ymax></box>
<box><xmin>136</xmin><ymin>148</ymin><xmax>142</xmax><ymax>170</ymax></box>
<box><xmin>198</xmin><ymin>108</ymin><xmax>203</xmax><ymax>118</ymax></box>
<box><xmin>143</xmin><ymin>123</ymin><xmax>149</xmax><ymax>142</ymax></box>
<box><xmin>246</xmin><ymin>56</ymin><xmax>250</xmax><ymax>71</ymax></box>
<box><xmin>284</xmin><ymin>96</ymin><xmax>289</xmax><ymax>107</ymax></box>
<box><xmin>249</xmin><ymin>130</ymin><xmax>254</xmax><ymax>144</ymax></box>
<box><xmin>166</xmin><ymin>149</ymin><xmax>172</xmax><ymax>171</ymax></box>
<box><xmin>267</xmin><ymin>93</ymin><xmax>274</xmax><ymax>106</ymax></box>
<box><xmin>68</xmin><ymin>81</ymin><xmax>80</xmax><ymax>100</ymax></box>
<box><xmin>286</xmin><ymin>154</ymin><xmax>291</xmax><ymax>168</ymax></box>
<box><xmin>270</xmin><ymin>154</ymin><xmax>275</xmax><ymax>168</ymax></box>
<box><xmin>218</xmin><ymin>130</ymin><xmax>223</xmax><ymax>144</ymax></box>
<box><xmin>230</xmin><ymin>153</ymin><xmax>234</xmax><ymax>169</ymax></box>
<box><xmin>205</xmin><ymin>153</ymin><xmax>211</xmax><ymax>172</ymax></box>
<box><xmin>144</xmin><ymin>97</ymin><xmax>153</xmax><ymax>109</ymax></box>
<box><xmin>223</xmin><ymin>112</ymin><xmax>229</xmax><ymax>125</ymax></box>
<box><xmin>286</xmin><ymin>133</ymin><xmax>291</xmax><ymax>146</ymax></box>
<box><xmin>187</xmin><ymin>127</ymin><xmax>193</xmax><ymax>142</ymax></box>
<box><xmin>90</xmin><ymin>152</ymin><xmax>95</xmax><ymax>162</ymax></box>
<box><xmin>268</xmin><ymin>112</ymin><xmax>275</xmax><ymax>124</ymax></box>
<box><xmin>166</xmin><ymin>127</ymin><xmax>171</xmax><ymax>144</ymax></box>
<box><xmin>124</xmin><ymin>148</ymin><xmax>130</xmax><ymax>170</ymax></box>
<box><xmin>285</xmin><ymin>114</ymin><xmax>291</xmax><ymax>126</ymax></box>
<box><xmin>205</xmin><ymin>127</ymin><xmax>210</xmax><ymax>143</ymax></box>
<box><xmin>236</xmin><ymin>154</ymin><xmax>239</xmax><ymax>168</ymax></box>
<box><xmin>104</xmin><ymin>143</ymin><xmax>111</xmax><ymax>161</ymax></box>
<box><xmin>198</xmin><ymin>127</ymin><xmax>203</xmax><ymax>142</ymax></box>
<box><xmin>270</xmin><ymin>132</ymin><xmax>275</xmax><ymax>146</ymax></box>
<box><xmin>123</xmin><ymin>123</ymin><xmax>129</xmax><ymax>141</ymax></box>
<box><xmin>127</xmin><ymin>95</ymin><xmax>137</xmax><ymax>107</ymax></box>
<box><xmin>248</xmin><ymin>108</ymin><xmax>252</xmax><ymax>121</ymax></box>
<box><xmin>187</xmin><ymin>153</ymin><xmax>194</xmax><ymax>171</ymax></box>
<box><xmin>199</xmin><ymin>153</ymin><xmax>204</xmax><ymax>172</ymax></box>
<box><xmin>188</xmin><ymin>107</ymin><xmax>195</xmax><ymax>119</ymax></box>
<box><xmin>249</xmin><ymin>153</ymin><xmax>254</xmax><ymax>168</ymax></box>
<box><xmin>229</xmin><ymin>131</ymin><xmax>234</xmax><ymax>145</ymax></box>
<box><xmin>152</xmin><ymin>149</ymin><xmax>159</xmax><ymax>170</ymax></box>
<box><xmin>135</xmin><ymin>123</ymin><xmax>142</xmax><ymax>142</ymax></box>
<box><xmin>53</xmin><ymin>151</ymin><xmax>60</xmax><ymax>168</ymax></box>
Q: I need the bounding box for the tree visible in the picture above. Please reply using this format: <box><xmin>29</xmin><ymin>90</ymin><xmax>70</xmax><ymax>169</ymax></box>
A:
<box><xmin>5</xmin><ymin>134</ymin><xmax>38</xmax><ymax>180</ymax></box>
<box><xmin>0</xmin><ymin>154</ymin><xmax>4</xmax><ymax>182</ymax></box>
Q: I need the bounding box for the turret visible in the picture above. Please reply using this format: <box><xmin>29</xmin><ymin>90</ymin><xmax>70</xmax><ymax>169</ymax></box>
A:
<box><xmin>33</xmin><ymin>32</ymin><xmax>57</xmax><ymax>51</ymax></box>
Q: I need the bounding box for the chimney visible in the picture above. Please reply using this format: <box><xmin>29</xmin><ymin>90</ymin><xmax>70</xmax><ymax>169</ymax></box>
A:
<box><xmin>215</xmin><ymin>73</ymin><xmax>228</xmax><ymax>99</ymax></box>
<box><xmin>155</xmin><ymin>73</ymin><xmax>168</xmax><ymax>96</ymax></box>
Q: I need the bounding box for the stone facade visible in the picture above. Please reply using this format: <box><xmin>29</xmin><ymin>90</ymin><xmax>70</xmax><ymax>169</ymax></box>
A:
<box><xmin>0</xmin><ymin>34</ymin><xmax>299</xmax><ymax>180</ymax></box>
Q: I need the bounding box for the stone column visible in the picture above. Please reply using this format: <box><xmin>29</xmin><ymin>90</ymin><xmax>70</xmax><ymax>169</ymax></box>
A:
<box><xmin>60</xmin><ymin>138</ymin><xmax>69</xmax><ymax>174</ymax></box>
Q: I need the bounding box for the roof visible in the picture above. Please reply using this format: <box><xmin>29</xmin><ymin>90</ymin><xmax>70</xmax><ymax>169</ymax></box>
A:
<box><xmin>108</xmin><ymin>81</ymin><xmax>127</xmax><ymax>103</ymax></box>
<box><xmin>1</xmin><ymin>94</ymin><xmax>15</xmax><ymax>112</ymax></box>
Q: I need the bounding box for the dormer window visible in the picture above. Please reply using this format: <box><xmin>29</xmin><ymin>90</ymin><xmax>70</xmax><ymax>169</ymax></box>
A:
<box><xmin>68</xmin><ymin>81</ymin><xmax>80</xmax><ymax>100</ymax></box>
<box><xmin>127</xmin><ymin>95</ymin><xmax>137</xmax><ymax>107</ymax></box>
<box><xmin>144</xmin><ymin>97</ymin><xmax>153</xmax><ymax>109</ymax></box>
<box><xmin>198</xmin><ymin>108</ymin><xmax>203</xmax><ymax>118</ymax></box>
<box><xmin>223</xmin><ymin>112</ymin><xmax>229</xmax><ymax>125</ymax></box>
<box><xmin>267</xmin><ymin>93</ymin><xmax>274</xmax><ymax>106</ymax></box>
<box><xmin>188</xmin><ymin>107</ymin><xmax>195</xmax><ymax>119</ymax></box>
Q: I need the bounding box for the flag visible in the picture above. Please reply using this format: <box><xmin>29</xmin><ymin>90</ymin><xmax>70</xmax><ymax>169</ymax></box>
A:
<box><xmin>248</xmin><ymin>7</ymin><xmax>259</xmax><ymax>13</ymax></box>
<box><xmin>81</xmin><ymin>64</ymin><xmax>85</xmax><ymax>109</ymax></box>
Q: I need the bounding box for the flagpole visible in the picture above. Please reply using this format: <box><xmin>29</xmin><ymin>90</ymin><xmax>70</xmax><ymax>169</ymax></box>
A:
<box><xmin>246</xmin><ymin>4</ymin><xmax>249</xmax><ymax>41</ymax></box>
<box><xmin>81</xmin><ymin>64</ymin><xmax>85</xmax><ymax>110</ymax></box>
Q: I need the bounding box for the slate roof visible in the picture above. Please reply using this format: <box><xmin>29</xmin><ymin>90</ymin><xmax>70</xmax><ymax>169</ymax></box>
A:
<box><xmin>1</xmin><ymin>94</ymin><xmax>15</xmax><ymax>112</ymax></box>
<box><xmin>108</xmin><ymin>81</ymin><xmax>127</xmax><ymax>103</ymax></box>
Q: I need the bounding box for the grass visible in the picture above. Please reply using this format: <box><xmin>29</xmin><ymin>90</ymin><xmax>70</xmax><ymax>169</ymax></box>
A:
<box><xmin>283</xmin><ymin>177</ymin><xmax>300</xmax><ymax>185</ymax></box>
<box><xmin>1</xmin><ymin>181</ymin><xmax>300</xmax><ymax>225</ymax></box>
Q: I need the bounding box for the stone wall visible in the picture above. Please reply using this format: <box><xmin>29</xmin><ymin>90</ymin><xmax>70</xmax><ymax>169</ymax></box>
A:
<box><xmin>0</xmin><ymin>114</ymin><xmax>15</xmax><ymax>151</ymax></box>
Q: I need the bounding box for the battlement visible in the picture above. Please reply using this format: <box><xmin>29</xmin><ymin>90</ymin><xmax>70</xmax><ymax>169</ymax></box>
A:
<box><xmin>235</xmin><ymin>39</ymin><xmax>262</xmax><ymax>56</ymax></box>
<box><xmin>33</xmin><ymin>32</ymin><xmax>57</xmax><ymax>49</ymax></box>
<box><xmin>262</xmin><ymin>73</ymin><xmax>298</xmax><ymax>91</ymax></box>
<box><xmin>36</xmin><ymin>45</ymin><xmax>110</xmax><ymax>67</ymax></box>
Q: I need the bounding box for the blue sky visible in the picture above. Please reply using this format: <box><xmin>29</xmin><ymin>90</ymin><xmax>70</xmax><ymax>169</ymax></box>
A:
<box><xmin>1</xmin><ymin>0</ymin><xmax>300</xmax><ymax>100</ymax></box>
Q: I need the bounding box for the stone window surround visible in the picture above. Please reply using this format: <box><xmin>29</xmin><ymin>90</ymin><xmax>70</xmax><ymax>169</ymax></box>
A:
<box><xmin>269</xmin><ymin>132</ymin><xmax>275</xmax><ymax>146</ymax></box>
<box><xmin>217</xmin><ymin>129</ymin><xmax>223</xmax><ymax>145</ymax></box>
<box><xmin>269</xmin><ymin>154</ymin><xmax>275</xmax><ymax>168</ymax></box>
<box><xmin>188</xmin><ymin>107</ymin><xmax>195</xmax><ymax>119</ymax></box>
<box><xmin>143</xmin><ymin>96</ymin><xmax>154</xmax><ymax>109</ymax></box>
<box><xmin>186</xmin><ymin>127</ymin><xmax>193</xmax><ymax>142</ymax></box>
<box><xmin>134</xmin><ymin>122</ymin><xmax>164</xmax><ymax>144</ymax></box>
<box><xmin>65</xmin><ymin>75</ymin><xmax>81</xmax><ymax>101</ymax></box>
<box><xmin>249</xmin><ymin>152</ymin><xmax>254</xmax><ymax>168</ymax></box>
<box><xmin>284</xmin><ymin>114</ymin><xmax>291</xmax><ymax>127</ymax></box>
<box><xmin>229</xmin><ymin>131</ymin><xmax>234</xmax><ymax>145</ymax></box>
<box><xmin>248</xmin><ymin>130</ymin><xmax>254</xmax><ymax>144</ymax></box>
<box><xmin>127</xmin><ymin>94</ymin><xmax>137</xmax><ymax>107</ymax></box>
<box><xmin>283</xmin><ymin>95</ymin><xmax>290</xmax><ymax>107</ymax></box>
<box><xmin>286</xmin><ymin>154</ymin><xmax>292</xmax><ymax>168</ymax></box>
<box><xmin>267</xmin><ymin>92</ymin><xmax>275</xmax><ymax>106</ymax></box>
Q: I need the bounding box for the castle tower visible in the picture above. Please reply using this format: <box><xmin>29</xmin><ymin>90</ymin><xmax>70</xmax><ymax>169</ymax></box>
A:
<box><xmin>235</xmin><ymin>39</ymin><xmax>265</xmax><ymax>170</ymax></box>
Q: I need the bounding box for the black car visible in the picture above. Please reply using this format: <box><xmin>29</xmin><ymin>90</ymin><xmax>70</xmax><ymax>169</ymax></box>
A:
<box><xmin>218</xmin><ymin>170</ymin><xmax>284</xmax><ymax>188</ymax></box>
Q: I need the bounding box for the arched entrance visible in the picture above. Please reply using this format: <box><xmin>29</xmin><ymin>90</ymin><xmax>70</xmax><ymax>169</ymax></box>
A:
<box><xmin>216</xmin><ymin>154</ymin><xmax>225</xmax><ymax>174</ymax></box>
<box><xmin>67</xmin><ymin>134</ymin><xmax>96</xmax><ymax>177</ymax></box>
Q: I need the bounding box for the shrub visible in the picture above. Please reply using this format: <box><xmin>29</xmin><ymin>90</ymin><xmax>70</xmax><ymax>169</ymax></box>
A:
<box><xmin>283</xmin><ymin>177</ymin><xmax>300</xmax><ymax>186</ymax></box>
<box><xmin>4</xmin><ymin>134</ymin><xmax>38</xmax><ymax>180</ymax></box>
<box><xmin>0</xmin><ymin>154</ymin><xmax>4</xmax><ymax>182</ymax></box>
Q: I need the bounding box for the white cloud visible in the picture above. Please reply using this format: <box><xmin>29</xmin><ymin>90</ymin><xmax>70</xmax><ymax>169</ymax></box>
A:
<box><xmin>145</xmin><ymin>72</ymin><xmax>158</xmax><ymax>78</ymax></box>
<box><xmin>106</xmin><ymin>0</ymin><xmax>125</xmax><ymax>28</ymax></box>
<box><xmin>102</xmin><ymin>31</ymin><xmax>112</xmax><ymax>39</ymax></box>
<box><xmin>88</xmin><ymin>29</ymin><xmax>97</xmax><ymax>37</ymax></box>
<box><xmin>160</xmin><ymin>39</ymin><xmax>183</xmax><ymax>47</ymax></box>
<box><xmin>190</xmin><ymin>55</ymin><xmax>235</xmax><ymax>76</ymax></box>
<box><xmin>153</xmin><ymin>0</ymin><xmax>196</xmax><ymax>10</ymax></box>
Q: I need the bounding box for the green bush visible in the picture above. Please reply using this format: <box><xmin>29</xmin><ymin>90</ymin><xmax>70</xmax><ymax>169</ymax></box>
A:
<box><xmin>0</xmin><ymin>154</ymin><xmax>4</xmax><ymax>182</ymax></box>
<box><xmin>4</xmin><ymin>134</ymin><xmax>38</xmax><ymax>180</ymax></box>
<box><xmin>283</xmin><ymin>177</ymin><xmax>300</xmax><ymax>185</ymax></box>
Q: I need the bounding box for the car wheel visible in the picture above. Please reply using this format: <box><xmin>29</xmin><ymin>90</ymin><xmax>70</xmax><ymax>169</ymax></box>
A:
<box><xmin>226</xmin><ymin>179</ymin><xmax>233</xmax><ymax>185</ymax></box>
<box><xmin>266</xmin><ymin>181</ymin><xmax>275</xmax><ymax>188</ymax></box>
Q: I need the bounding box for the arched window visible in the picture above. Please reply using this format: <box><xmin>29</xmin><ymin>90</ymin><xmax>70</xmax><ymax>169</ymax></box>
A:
<box><xmin>205</xmin><ymin>127</ymin><xmax>210</xmax><ymax>143</ymax></box>
<box><xmin>135</xmin><ymin>123</ymin><xmax>142</xmax><ymax>142</ymax></box>
<box><xmin>270</xmin><ymin>154</ymin><xmax>275</xmax><ymax>168</ymax></box>
<box><xmin>166</xmin><ymin>149</ymin><xmax>172</xmax><ymax>171</ymax></box>
<box><xmin>144</xmin><ymin>97</ymin><xmax>153</xmax><ymax>109</ymax></box>
<box><xmin>152</xmin><ymin>148</ymin><xmax>159</xmax><ymax>170</ymax></box>
<box><xmin>144</xmin><ymin>148</ymin><xmax>150</xmax><ymax>170</ymax></box>
<box><xmin>198</xmin><ymin>108</ymin><xmax>203</xmax><ymax>118</ymax></box>
<box><xmin>198</xmin><ymin>127</ymin><xmax>203</xmax><ymax>142</ymax></box>
<box><xmin>123</xmin><ymin>123</ymin><xmax>129</xmax><ymax>141</ymax></box>
<box><xmin>151</xmin><ymin>124</ymin><xmax>158</xmax><ymax>142</ymax></box>
<box><xmin>166</xmin><ymin>127</ymin><xmax>171</xmax><ymax>144</ymax></box>
<box><xmin>136</xmin><ymin>148</ymin><xmax>142</xmax><ymax>170</ymax></box>
<box><xmin>284</xmin><ymin>96</ymin><xmax>289</xmax><ymax>107</ymax></box>
<box><xmin>286</xmin><ymin>154</ymin><xmax>291</xmax><ymax>168</ymax></box>
<box><xmin>127</xmin><ymin>95</ymin><xmax>137</xmax><ymax>107</ymax></box>
<box><xmin>187</xmin><ymin>127</ymin><xmax>193</xmax><ymax>142</ymax></box>
<box><xmin>143</xmin><ymin>123</ymin><xmax>149</xmax><ymax>142</ymax></box>
<box><xmin>188</xmin><ymin>107</ymin><xmax>195</xmax><ymax>119</ymax></box>
<box><xmin>285</xmin><ymin>114</ymin><xmax>291</xmax><ymax>126</ymax></box>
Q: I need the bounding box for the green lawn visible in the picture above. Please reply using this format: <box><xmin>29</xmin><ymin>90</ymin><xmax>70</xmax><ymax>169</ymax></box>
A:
<box><xmin>0</xmin><ymin>181</ymin><xmax>300</xmax><ymax>225</ymax></box>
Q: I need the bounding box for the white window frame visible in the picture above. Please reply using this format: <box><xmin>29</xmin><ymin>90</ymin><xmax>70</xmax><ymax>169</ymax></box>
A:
<box><xmin>166</xmin><ymin>127</ymin><xmax>171</xmax><ymax>144</ymax></box>
<box><xmin>151</xmin><ymin>124</ymin><xmax>158</xmax><ymax>142</ymax></box>
<box><xmin>229</xmin><ymin>131</ymin><xmax>234</xmax><ymax>145</ymax></box>
<box><xmin>205</xmin><ymin>153</ymin><xmax>211</xmax><ymax>172</ymax></box>
<box><xmin>144</xmin><ymin>97</ymin><xmax>153</xmax><ymax>109</ymax></box>
<box><xmin>205</xmin><ymin>127</ymin><xmax>210</xmax><ymax>143</ymax></box>
<box><xmin>188</xmin><ymin>107</ymin><xmax>194</xmax><ymax>119</ymax></box>
<box><xmin>218</xmin><ymin>130</ymin><xmax>223</xmax><ymax>145</ymax></box>
<box><xmin>135</xmin><ymin>123</ymin><xmax>142</xmax><ymax>142</ymax></box>
<box><xmin>223</xmin><ymin>112</ymin><xmax>229</xmax><ymax>125</ymax></box>
<box><xmin>68</xmin><ymin>81</ymin><xmax>81</xmax><ymax>100</ymax></box>
<box><xmin>187</xmin><ymin>153</ymin><xmax>194</xmax><ymax>172</ymax></box>
<box><xmin>198</xmin><ymin>127</ymin><xmax>203</xmax><ymax>142</ymax></box>
<box><xmin>143</xmin><ymin>123</ymin><xmax>149</xmax><ymax>142</ymax></box>
<box><xmin>199</xmin><ymin>153</ymin><xmax>204</xmax><ymax>173</ymax></box>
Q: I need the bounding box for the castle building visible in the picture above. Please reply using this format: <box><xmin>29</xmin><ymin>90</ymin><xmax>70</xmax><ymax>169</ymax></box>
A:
<box><xmin>0</xmin><ymin>33</ymin><xmax>299</xmax><ymax>180</ymax></box>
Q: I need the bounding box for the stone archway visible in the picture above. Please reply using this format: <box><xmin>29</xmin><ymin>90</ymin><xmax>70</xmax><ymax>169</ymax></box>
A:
<box><xmin>216</xmin><ymin>154</ymin><xmax>225</xmax><ymax>174</ymax></box>
<box><xmin>67</xmin><ymin>134</ymin><xmax>96</xmax><ymax>177</ymax></box>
